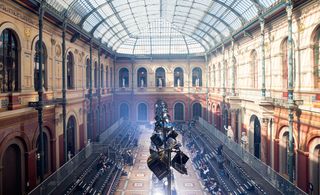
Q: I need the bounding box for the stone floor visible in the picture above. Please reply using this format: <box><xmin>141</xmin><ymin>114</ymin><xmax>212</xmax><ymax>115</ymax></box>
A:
<box><xmin>115</xmin><ymin>126</ymin><xmax>207</xmax><ymax>195</ymax></box>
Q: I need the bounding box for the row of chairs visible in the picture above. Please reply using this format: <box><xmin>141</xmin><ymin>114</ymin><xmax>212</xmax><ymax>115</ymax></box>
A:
<box><xmin>194</xmin><ymin>125</ymin><xmax>259</xmax><ymax>195</ymax></box>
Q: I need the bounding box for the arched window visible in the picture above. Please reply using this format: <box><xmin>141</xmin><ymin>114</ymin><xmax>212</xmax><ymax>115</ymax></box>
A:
<box><xmin>67</xmin><ymin>116</ymin><xmax>76</xmax><ymax>157</ymax></box>
<box><xmin>218</xmin><ymin>63</ymin><xmax>221</xmax><ymax>88</ymax></box>
<box><xmin>174</xmin><ymin>102</ymin><xmax>184</xmax><ymax>121</ymax></box>
<box><xmin>249</xmin><ymin>115</ymin><xmax>261</xmax><ymax>159</ymax></box>
<box><xmin>86</xmin><ymin>58</ymin><xmax>90</xmax><ymax>89</ymax></box>
<box><xmin>101</xmin><ymin>65</ymin><xmax>104</xmax><ymax>88</ymax></box>
<box><xmin>110</xmin><ymin>67</ymin><xmax>113</xmax><ymax>88</ymax></box>
<box><xmin>313</xmin><ymin>27</ymin><xmax>320</xmax><ymax>88</ymax></box>
<box><xmin>119</xmin><ymin>68</ymin><xmax>129</xmax><ymax>88</ymax></box>
<box><xmin>212</xmin><ymin>65</ymin><xmax>216</xmax><ymax>87</ymax></box>
<box><xmin>106</xmin><ymin>66</ymin><xmax>109</xmax><ymax>88</ymax></box>
<box><xmin>137</xmin><ymin>67</ymin><xmax>147</xmax><ymax>87</ymax></box>
<box><xmin>155</xmin><ymin>67</ymin><xmax>166</xmax><ymax>87</ymax></box>
<box><xmin>120</xmin><ymin>103</ymin><xmax>129</xmax><ymax>119</ymax></box>
<box><xmin>36</xmin><ymin>130</ymin><xmax>50</xmax><ymax>179</ymax></box>
<box><xmin>0</xmin><ymin>29</ymin><xmax>19</xmax><ymax>93</ymax></box>
<box><xmin>192</xmin><ymin>67</ymin><xmax>202</xmax><ymax>87</ymax></box>
<box><xmin>67</xmin><ymin>51</ymin><xmax>74</xmax><ymax>89</ymax></box>
<box><xmin>250</xmin><ymin>50</ymin><xmax>258</xmax><ymax>88</ymax></box>
<box><xmin>94</xmin><ymin>61</ymin><xmax>97</xmax><ymax>88</ymax></box>
<box><xmin>174</xmin><ymin>67</ymin><xmax>184</xmax><ymax>87</ymax></box>
<box><xmin>34</xmin><ymin>41</ymin><xmax>47</xmax><ymax>91</ymax></box>
<box><xmin>192</xmin><ymin>102</ymin><xmax>202</xmax><ymax>120</ymax></box>
<box><xmin>138</xmin><ymin>103</ymin><xmax>148</xmax><ymax>121</ymax></box>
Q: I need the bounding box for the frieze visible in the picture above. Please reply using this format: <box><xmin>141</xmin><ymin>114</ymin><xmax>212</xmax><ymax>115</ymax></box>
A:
<box><xmin>0</xmin><ymin>3</ymin><xmax>34</xmax><ymax>25</ymax></box>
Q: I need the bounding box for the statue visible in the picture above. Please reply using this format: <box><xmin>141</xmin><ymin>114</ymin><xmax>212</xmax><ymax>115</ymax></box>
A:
<box><xmin>224</xmin><ymin>125</ymin><xmax>234</xmax><ymax>140</ymax></box>
<box><xmin>122</xmin><ymin>78</ymin><xmax>126</xmax><ymax>88</ymax></box>
<box><xmin>158</xmin><ymin>78</ymin><xmax>162</xmax><ymax>87</ymax></box>
<box><xmin>177</xmin><ymin>78</ymin><xmax>180</xmax><ymax>87</ymax></box>
<box><xmin>195</xmin><ymin>78</ymin><xmax>200</xmax><ymax>87</ymax></box>
<box><xmin>241</xmin><ymin>132</ymin><xmax>248</xmax><ymax>149</ymax></box>
<box><xmin>140</xmin><ymin>78</ymin><xmax>144</xmax><ymax>88</ymax></box>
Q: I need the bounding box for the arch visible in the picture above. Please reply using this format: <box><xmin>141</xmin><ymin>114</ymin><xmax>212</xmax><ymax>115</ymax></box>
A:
<box><xmin>312</xmin><ymin>25</ymin><xmax>320</xmax><ymax>88</ymax></box>
<box><xmin>137</xmin><ymin>67</ymin><xmax>147</xmax><ymax>88</ymax></box>
<box><xmin>137</xmin><ymin>102</ymin><xmax>148</xmax><ymax>121</ymax></box>
<box><xmin>309</xmin><ymin>137</ymin><xmax>320</xmax><ymax>195</ymax></box>
<box><xmin>250</xmin><ymin>50</ymin><xmax>258</xmax><ymax>88</ymax></box>
<box><xmin>119</xmin><ymin>102</ymin><xmax>130</xmax><ymax>119</ymax></box>
<box><xmin>249</xmin><ymin>115</ymin><xmax>261</xmax><ymax>159</ymax></box>
<box><xmin>0</xmin><ymin>28</ymin><xmax>20</xmax><ymax>93</ymax></box>
<box><xmin>0</xmin><ymin>138</ymin><xmax>26</xmax><ymax>195</ymax></box>
<box><xmin>67</xmin><ymin>51</ymin><xmax>75</xmax><ymax>89</ymax></box>
<box><xmin>119</xmin><ymin>67</ymin><xmax>129</xmax><ymax>88</ymax></box>
<box><xmin>67</xmin><ymin>116</ymin><xmax>77</xmax><ymax>157</ymax></box>
<box><xmin>192</xmin><ymin>67</ymin><xmax>202</xmax><ymax>87</ymax></box>
<box><xmin>278</xmin><ymin>126</ymin><xmax>297</xmax><ymax>181</ymax></box>
<box><xmin>33</xmin><ymin>40</ymin><xmax>48</xmax><ymax>91</ymax></box>
<box><xmin>174</xmin><ymin>102</ymin><xmax>184</xmax><ymax>121</ymax></box>
<box><xmin>155</xmin><ymin>67</ymin><xmax>166</xmax><ymax>87</ymax></box>
<box><xmin>174</xmin><ymin>67</ymin><xmax>184</xmax><ymax>87</ymax></box>
<box><xmin>192</xmin><ymin>102</ymin><xmax>202</xmax><ymax>120</ymax></box>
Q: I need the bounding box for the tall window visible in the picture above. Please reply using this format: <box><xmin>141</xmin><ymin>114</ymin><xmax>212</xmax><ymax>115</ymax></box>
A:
<box><xmin>94</xmin><ymin>61</ymin><xmax>97</xmax><ymax>88</ymax></box>
<box><xmin>218</xmin><ymin>63</ymin><xmax>221</xmax><ymax>88</ymax></box>
<box><xmin>120</xmin><ymin>103</ymin><xmax>129</xmax><ymax>119</ymax></box>
<box><xmin>119</xmin><ymin>68</ymin><xmax>129</xmax><ymax>87</ymax></box>
<box><xmin>86</xmin><ymin>58</ymin><xmax>90</xmax><ymax>89</ymax></box>
<box><xmin>106</xmin><ymin>66</ymin><xmax>109</xmax><ymax>88</ymax></box>
<box><xmin>250</xmin><ymin>50</ymin><xmax>258</xmax><ymax>88</ymax></box>
<box><xmin>174</xmin><ymin>67</ymin><xmax>184</xmax><ymax>87</ymax></box>
<box><xmin>0</xmin><ymin>29</ymin><xmax>19</xmax><ymax>93</ymax></box>
<box><xmin>67</xmin><ymin>51</ymin><xmax>74</xmax><ymax>89</ymax></box>
<box><xmin>34</xmin><ymin>41</ymin><xmax>47</xmax><ymax>91</ymax></box>
<box><xmin>138</xmin><ymin>103</ymin><xmax>148</xmax><ymax>121</ymax></box>
<box><xmin>212</xmin><ymin>65</ymin><xmax>216</xmax><ymax>87</ymax></box>
<box><xmin>155</xmin><ymin>67</ymin><xmax>166</xmax><ymax>87</ymax></box>
<box><xmin>192</xmin><ymin>67</ymin><xmax>202</xmax><ymax>87</ymax></box>
<box><xmin>101</xmin><ymin>65</ymin><xmax>104</xmax><ymax>88</ymax></box>
<box><xmin>314</xmin><ymin>27</ymin><xmax>320</xmax><ymax>88</ymax></box>
<box><xmin>110</xmin><ymin>67</ymin><xmax>113</xmax><ymax>88</ymax></box>
<box><xmin>174</xmin><ymin>102</ymin><xmax>184</xmax><ymax>121</ymax></box>
<box><xmin>137</xmin><ymin>67</ymin><xmax>147</xmax><ymax>87</ymax></box>
<box><xmin>67</xmin><ymin>116</ymin><xmax>76</xmax><ymax>156</ymax></box>
<box><xmin>192</xmin><ymin>102</ymin><xmax>202</xmax><ymax>119</ymax></box>
<box><xmin>282</xmin><ymin>38</ymin><xmax>289</xmax><ymax>89</ymax></box>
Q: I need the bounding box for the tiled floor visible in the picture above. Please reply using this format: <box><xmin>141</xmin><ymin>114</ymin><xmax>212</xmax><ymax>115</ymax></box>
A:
<box><xmin>115</xmin><ymin>126</ymin><xmax>207</xmax><ymax>195</ymax></box>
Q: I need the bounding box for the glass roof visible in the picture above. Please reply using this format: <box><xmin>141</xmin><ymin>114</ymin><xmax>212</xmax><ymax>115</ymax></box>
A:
<box><xmin>46</xmin><ymin>0</ymin><xmax>279</xmax><ymax>55</ymax></box>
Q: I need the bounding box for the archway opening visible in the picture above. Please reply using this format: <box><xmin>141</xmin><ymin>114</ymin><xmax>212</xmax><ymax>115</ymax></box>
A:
<box><xmin>192</xmin><ymin>102</ymin><xmax>202</xmax><ymax>120</ymax></box>
<box><xmin>138</xmin><ymin>103</ymin><xmax>148</xmax><ymax>121</ymax></box>
<box><xmin>120</xmin><ymin>103</ymin><xmax>129</xmax><ymax>119</ymax></box>
<box><xmin>67</xmin><ymin>116</ymin><xmax>76</xmax><ymax>157</ymax></box>
<box><xmin>174</xmin><ymin>103</ymin><xmax>184</xmax><ymax>121</ymax></box>
<box><xmin>2</xmin><ymin>144</ymin><xmax>24</xmax><ymax>195</ymax></box>
<box><xmin>36</xmin><ymin>131</ymin><xmax>50</xmax><ymax>180</ymax></box>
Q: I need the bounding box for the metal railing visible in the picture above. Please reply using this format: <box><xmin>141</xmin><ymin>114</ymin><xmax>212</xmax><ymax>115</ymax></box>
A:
<box><xmin>28</xmin><ymin>118</ymin><xmax>125</xmax><ymax>195</ymax></box>
<box><xmin>198</xmin><ymin>117</ymin><xmax>307</xmax><ymax>195</ymax></box>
